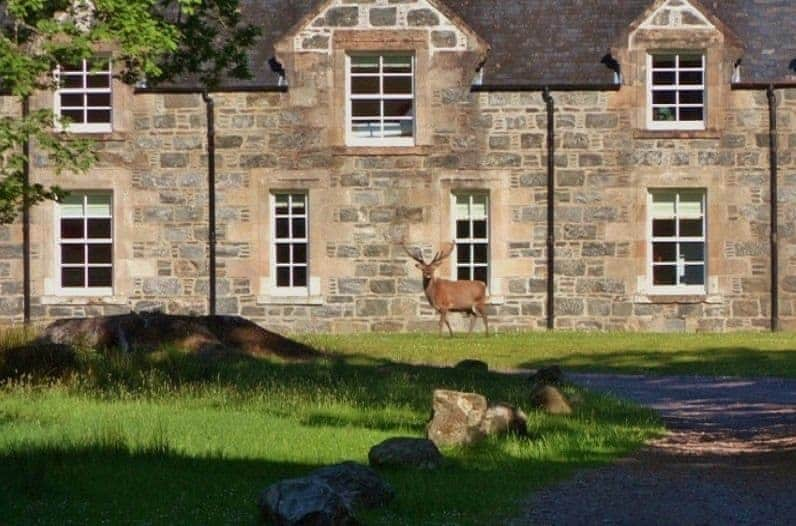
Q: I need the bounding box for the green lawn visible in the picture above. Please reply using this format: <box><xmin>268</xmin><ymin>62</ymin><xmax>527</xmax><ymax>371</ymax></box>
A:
<box><xmin>0</xmin><ymin>337</ymin><xmax>662</xmax><ymax>525</ymax></box>
<box><xmin>304</xmin><ymin>331</ymin><xmax>796</xmax><ymax>379</ymax></box>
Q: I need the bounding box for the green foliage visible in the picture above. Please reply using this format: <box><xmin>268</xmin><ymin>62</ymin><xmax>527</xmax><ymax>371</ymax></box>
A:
<box><xmin>0</xmin><ymin>335</ymin><xmax>662</xmax><ymax>525</ymax></box>
<box><xmin>0</xmin><ymin>0</ymin><xmax>259</xmax><ymax>224</ymax></box>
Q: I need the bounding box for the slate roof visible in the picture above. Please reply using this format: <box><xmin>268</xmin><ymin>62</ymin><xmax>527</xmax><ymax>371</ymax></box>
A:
<box><xmin>171</xmin><ymin>0</ymin><xmax>796</xmax><ymax>88</ymax></box>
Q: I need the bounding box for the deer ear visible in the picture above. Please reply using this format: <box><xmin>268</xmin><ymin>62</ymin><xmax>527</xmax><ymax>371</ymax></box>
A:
<box><xmin>415</xmin><ymin>263</ymin><xmax>423</xmax><ymax>270</ymax></box>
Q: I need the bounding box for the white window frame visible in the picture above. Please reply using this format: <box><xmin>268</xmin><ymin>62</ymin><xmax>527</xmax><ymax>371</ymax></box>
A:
<box><xmin>345</xmin><ymin>53</ymin><xmax>415</xmax><ymax>147</ymax></box>
<box><xmin>270</xmin><ymin>191</ymin><xmax>310</xmax><ymax>297</ymax></box>
<box><xmin>55</xmin><ymin>191</ymin><xmax>114</xmax><ymax>297</ymax></box>
<box><xmin>647</xmin><ymin>189</ymin><xmax>707</xmax><ymax>295</ymax></box>
<box><xmin>451</xmin><ymin>192</ymin><xmax>491</xmax><ymax>290</ymax></box>
<box><xmin>646</xmin><ymin>52</ymin><xmax>705</xmax><ymax>131</ymax></box>
<box><xmin>53</xmin><ymin>58</ymin><xmax>113</xmax><ymax>134</ymax></box>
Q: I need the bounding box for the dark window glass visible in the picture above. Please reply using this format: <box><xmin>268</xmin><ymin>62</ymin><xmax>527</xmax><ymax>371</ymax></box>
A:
<box><xmin>652</xmin><ymin>91</ymin><xmax>676</xmax><ymax>104</ymax></box>
<box><xmin>652</xmin><ymin>56</ymin><xmax>676</xmax><ymax>68</ymax></box>
<box><xmin>681</xmin><ymin>242</ymin><xmax>704</xmax><ymax>262</ymax></box>
<box><xmin>352</xmin><ymin>100</ymin><xmax>380</xmax><ymax>117</ymax></box>
<box><xmin>276</xmin><ymin>244</ymin><xmax>291</xmax><ymax>264</ymax></box>
<box><xmin>473</xmin><ymin>267</ymin><xmax>488</xmax><ymax>285</ymax></box>
<box><xmin>87</xmin><ymin>110</ymin><xmax>111</xmax><ymax>123</ymax></box>
<box><xmin>62</xmin><ymin>268</ymin><xmax>85</xmax><ymax>287</ymax></box>
<box><xmin>60</xmin><ymin>93</ymin><xmax>84</xmax><ymax>107</ymax></box>
<box><xmin>383</xmin><ymin>120</ymin><xmax>413</xmax><ymax>138</ymax></box>
<box><xmin>276</xmin><ymin>267</ymin><xmax>291</xmax><ymax>287</ymax></box>
<box><xmin>87</xmin><ymin>244</ymin><xmax>112</xmax><ymax>264</ymax></box>
<box><xmin>683</xmin><ymin>265</ymin><xmax>705</xmax><ymax>285</ymax></box>
<box><xmin>61</xmin><ymin>245</ymin><xmax>84</xmax><ymax>264</ymax></box>
<box><xmin>457</xmin><ymin>244</ymin><xmax>471</xmax><ymax>263</ymax></box>
<box><xmin>276</xmin><ymin>218</ymin><xmax>290</xmax><ymax>239</ymax></box>
<box><xmin>61</xmin><ymin>219</ymin><xmax>84</xmax><ymax>239</ymax></box>
<box><xmin>473</xmin><ymin>244</ymin><xmax>488</xmax><ymax>264</ymax></box>
<box><xmin>61</xmin><ymin>109</ymin><xmax>84</xmax><ymax>123</ymax></box>
<box><xmin>382</xmin><ymin>57</ymin><xmax>412</xmax><ymax>74</ymax></box>
<box><xmin>87</xmin><ymin>218</ymin><xmax>111</xmax><ymax>239</ymax></box>
<box><xmin>653</xmin><ymin>265</ymin><xmax>677</xmax><ymax>285</ymax></box>
<box><xmin>653</xmin><ymin>219</ymin><xmax>676</xmax><ymax>237</ymax></box>
<box><xmin>679</xmin><ymin>90</ymin><xmax>703</xmax><ymax>104</ymax></box>
<box><xmin>679</xmin><ymin>107</ymin><xmax>704</xmax><ymax>121</ymax></box>
<box><xmin>383</xmin><ymin>100</ymin><xmax>413</xmax><ymax>118</ymax></box>
<box><xmin>61</xmin><ymin>74</ymin><xmax>83</xmax><ymax>89</ymax></box>
<box><xmin>680</xmin><ymin>219</ymin><xmax>703</xmax><ymax>237</ymax></box>
<box><xmin>293</xmin><ymin>266</ymin><xmax>308</xmax><ymax>288</ymax></box>
<box><xmin>86</xmin><ymin>74</ymin><xmax>110</xmax><ymax>89</ymax></box>
<box><xmin>473</xmin><ymin>220</ymin><xmax>488</xmax><ymax>239</ymax></box>
<box><xmin>653</xmin><ymin>107</ymin><xmax>677</xmax><ymax>121</ymax></box>
<box><xmin>293</xmin><ymin>244</ymin><xmax>307</xmax><ymax>264</ymax></box>
<box><xmin>383</xmin><ymin>76</ymin><xmax>412</xmax><ymax>95</ymax></box>
<box><xmin>351</xmin><ymin>76</ymin><xmax>379</xmax><ymax>94</ymax></box>
<box><xmin>653</xmin><ymin>242</ymin><xmax>677</xmax><ymax>263</ymax></box>
<box><xmin>653</xmin><ymin>71</ymin><xmax>676</xmax><ymax>85</ymax></box>
<box><xmin>275</xmin><ymin>198</ymin><xmax>289</xmax><ymax>215</ymax></box>
<box><xmin>86</xmin><ymin>93</ymin><xmax>111</xmax><ymax>107</ymax></box>
<box><xmin>292</xmin><ymin>218</ymin><xmax>306</xmax><ymax>239</ymax></box>
<box><xmin>457</xmin><ymin>266</ymin><xmax>471</xmax><ymax>281</ymax></box>
<box><xmin>679</xmin><ymin>56</ymin><xmax>703</xmax><ymax>69</ymax></box>
<box><xmin>679</xmin><ymin>71</ymin><xmax>703</xmax><ymax>85</ymax></box>
<box><xmin>456</xmin><ymin>220</ymin><xmax>470</xmax><ymax>239</ymax></box>
<box><xmin>87</xmin><ymin>267</ymin><xmax>112</xmax><ymax>287</ymax></box>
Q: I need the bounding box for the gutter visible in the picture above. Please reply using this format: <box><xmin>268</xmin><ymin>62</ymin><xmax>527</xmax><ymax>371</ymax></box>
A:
<box><xmin>22</xmin><ymin>97</ymin><xmax>31</xmax><ymax>324</ymax></box>
<box><xmin>135</xmin><ymin>85</ymin><xmax>288</xmax><ymax>94</ymax></box>
<box><xmin>472</xmin><ymin>83</ymin><xmax>621</xmax><ymax>93</ymax></box>
<box><xmin>732</xmin><ymin>82</ymin><xmax>790</xmax><ymax>332</ymax></box>
<box><xmin>542</xmin><ymin>88</ymin><xmax>556</xmax><ymax>330</ymax></box>
<box><xmin>201</xmin><ymin>91</ymin><xmax>217</xmax><ymax>316</ymax></box>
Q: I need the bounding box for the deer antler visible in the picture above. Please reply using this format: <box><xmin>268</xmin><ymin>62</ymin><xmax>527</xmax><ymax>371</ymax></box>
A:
<box><xmin>400</xmin><ymin>241</ymin><xmax>426</xmax><ymax>265</ymax></box>
<box><xmin>431</xmin><ymin>241</ymin><xmax>456</xmax><ymax>265</ymax></box>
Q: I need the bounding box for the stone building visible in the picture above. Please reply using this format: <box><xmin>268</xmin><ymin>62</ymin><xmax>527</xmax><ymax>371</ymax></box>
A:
<box><xmin>1</xmin><ymin>0</ymin><xmax>794</xmax><ymax>333</ymax></box>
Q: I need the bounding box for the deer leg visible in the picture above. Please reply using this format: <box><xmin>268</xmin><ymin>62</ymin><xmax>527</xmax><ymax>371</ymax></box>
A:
<box><xmin>468</xmin><ymin>312</ymin><xmax>476</xmax><ymax>335</ymax></box>
<box><xmin>440</xmin><ymin>310</ymin><xmax>454</xmax><ymax>338</ymax></box>
<box><xmin>477</xmin><ymin>303</ymin><xmax>490</xmax><ymax>337</ymax></box>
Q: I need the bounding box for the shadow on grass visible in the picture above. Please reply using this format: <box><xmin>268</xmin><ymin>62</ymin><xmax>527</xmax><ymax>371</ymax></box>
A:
<box><xmin>519</xmin><ymin>347</ymin><xmax>796</xmax><ymax>379</ymax></box>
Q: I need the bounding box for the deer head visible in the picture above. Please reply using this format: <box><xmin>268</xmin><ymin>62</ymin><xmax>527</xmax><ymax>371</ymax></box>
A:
<box><xmin>401</xmin><ymin>241</ymin><xmax>455</xmax><ymax>280</ymax></box>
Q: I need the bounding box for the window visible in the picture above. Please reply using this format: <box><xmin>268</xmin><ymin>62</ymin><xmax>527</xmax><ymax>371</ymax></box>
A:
<box><xmin>648</xmin><ymin>53</ymin><xmax>705</xmax><ymax>130</ymax></box>
<box><xmin>649</xmin><ymin>190</ymin><xmax>706</xmax><ymax>294</ymax></box>
<box><xmin>454</xmin><ymin>193</ymin><xmax>489</xmax><ymax>286</ymax></box>
<box><xmin>57</xmin><ymin>192</ymin><xmax>113</xmax><ymax>293</ymax></box>
<box><xmin>272</xmin><ymin>192</ymin><xmax>308</xmax><ymax>294</ymax></box>
<box><xmin>54</xmin><ymin>59</ymin><xmax>112</xmax><ymax>133</ymax></box>
<box><xmin>347</xmin><ymin>54</ymin><xmax>414</xmax><ymax>146</ymax></box>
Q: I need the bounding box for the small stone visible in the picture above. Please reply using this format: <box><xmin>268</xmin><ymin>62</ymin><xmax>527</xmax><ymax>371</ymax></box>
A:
<box><xmin>368</xmin><ymin>438</ymin><xmax>443</xmax><ymax>470</ymax></box>
<box><xmin>529</xmin><ymin>365</ymin><xmax>566</xmax><ymax>386</ymax></box>
<box><xmin>530</xmin><ymin>385</ymin><xmax>573</xmax><ymax>415</ymax></box>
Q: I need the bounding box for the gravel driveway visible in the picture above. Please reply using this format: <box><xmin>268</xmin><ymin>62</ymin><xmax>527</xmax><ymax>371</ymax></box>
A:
<box><xmin>512</xmin><ymin>373</ymin><xmax>796</xmax><ymax>526</ymax></box>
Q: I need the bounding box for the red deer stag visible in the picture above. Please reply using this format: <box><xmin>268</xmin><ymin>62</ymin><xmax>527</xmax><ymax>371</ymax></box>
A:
<box><xmin>401</xmin><ymin>241</ymin><xmax>489</xmax><ymax>337</ymax></box>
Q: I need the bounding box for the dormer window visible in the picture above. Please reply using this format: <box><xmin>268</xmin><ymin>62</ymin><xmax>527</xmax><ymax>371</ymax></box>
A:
<box><xmin>346</xmin><ymin>54</ymin><xmax>415</xmax><ymax>146</ymax></box>
<box><xmin>54</xmin><ymin>58</ymin><xmax>113</xmax><ymax>133</ymax></box>
<box><xmin>647</xmin><ymin>53</ymin><xmax>705</xmax><ymax>131</ymax></box>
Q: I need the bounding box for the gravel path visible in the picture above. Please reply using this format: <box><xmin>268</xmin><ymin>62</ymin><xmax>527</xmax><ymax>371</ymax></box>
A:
<box><xmin>512</xmin><ymin>373</ymin><xmax>796</xmax><ymax>526</ymax></box>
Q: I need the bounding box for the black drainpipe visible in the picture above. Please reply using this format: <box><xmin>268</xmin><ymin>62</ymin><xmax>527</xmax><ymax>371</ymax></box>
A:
<box><xmin>202</xmin><ymin>91</ymin><xmax>217</xmax><ymax>316</ymax></box>
<box><xmin>542</xmin><ymin>87</ymin><xmax>555</xmax><ymax>330</ymax></box>
<box><xmin>22</xmin><ymin>97</ymin><xmax>31</xmax><ymax>324</ymax></box>
<box><xmin>767</xmin><ymin>85</ymin><xmax>779</xmax><ymax>332</ymax></box>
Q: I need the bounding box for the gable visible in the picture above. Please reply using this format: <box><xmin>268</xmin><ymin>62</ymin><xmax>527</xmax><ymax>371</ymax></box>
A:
<box><xmin>282</xmin><ymin>0</ymin><xmax>488</xmax><ymax>56</ymax></box>
<box><xmin>638</xmin><ymin>0</ymin><xmax>714</xmax><ymax>30</ymax></box>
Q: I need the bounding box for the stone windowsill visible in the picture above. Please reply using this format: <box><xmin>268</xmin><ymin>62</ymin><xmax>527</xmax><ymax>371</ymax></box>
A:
<box><xmin>332</xmin><ymin>145</ymin><xmax>432</xmax><ymax>157</ymax></box>
<box><xmin>50</xmin><ymin>130</ymin><xmax>130</xmax><ymax>142</ymax></box>
<box><xmin>40</xmin><ymin>295</ymin><xmax>129</xmax><ymax>306</ymax></box>
<box><xmin>633</xmin><ymin>293</ymin><xmax>724</xmax><ymax>305</ymax></box>
<box><xmin>257</xmin><ymin>295</ymin><xmax>325</xmax><ymax>306</ymax></box>
<box><xmin>633</xmin><ymin>129</ymin><xmax>721</xmax><ymax>140</ymax></box>
<box><xmin>487</xmin><ymin>296</ymin><xmax>506</xmax><ymax>306</ymax></box>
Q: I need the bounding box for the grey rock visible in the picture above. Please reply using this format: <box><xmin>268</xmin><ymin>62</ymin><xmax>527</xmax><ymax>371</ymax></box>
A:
<box><xmin>369</xmin><ymin>438</ymin><xmax>443</xmax><ymax>470</ymax></box>
<box><xmin>426</xmin><ymin>389</ymin><xmax>488</xmax><ymax>447</ymax></box>
<box><xmin>311</xmin><ymin>462</ymin><xmax>395</xmax><ymax>510</ymax></box>
<box><xmin>257</xmin><ymin>477</ymin><xmax>355</xmax><ymax>526</ymax></box>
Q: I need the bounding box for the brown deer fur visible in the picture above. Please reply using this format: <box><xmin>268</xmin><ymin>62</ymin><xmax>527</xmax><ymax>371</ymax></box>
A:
<box><xmin>401</xmin><ymin>241</ymin><xmax>489</xmax><ymax>337</ymax></box>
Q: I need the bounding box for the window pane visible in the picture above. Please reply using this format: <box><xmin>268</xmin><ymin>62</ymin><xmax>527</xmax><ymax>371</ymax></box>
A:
<box><xmin>652</xmin><ymin>71</ymin><xmax>675</xmax><ymax>85</ymax></box>
<box><xmin>61</xmin><ymin>109</ymin><xmax>84</xmax><ymax>123</ymax></box>
<box><xmin>86</xmin><ymin>195</ymin><xmax>112</xmax><ymax>216</ymax></box>
<box><xmin>679</xmin><ymin>107</ymin><xmax>703</xmax><ymax>121</ymax></box>
<box><xmin>653</xmin><ymin>265</ymin><xmax>677</xmax><ymax>286</ymax></box>
<box><xmin>351</xmin><ymin>76</ymin><xmax>379</xmax><ymax>94</ymax></box>
<box><xmin>653</xmin><ymin>242</ymin><xmax>677</xmax><ymax>263</ymax></box>
<box><xmin>457</xmin><ymin>244</ymin><xmax>471</xmax><ymax>263</ymax></box>
<box><xmin>383</xmin><ymin>56</ymin><xmax>412</xmax><ymax>73</ymax></box>
<box><xmin>653</xmin><ymin>107</ymin><xmax>677</xmax><ymax>121</ymax></box>
<box><xmin>86</xmin><ymin>74</ymin><xmax>111</xmax><ymax>89</ymax></box>
<box><xmin>473</xmin><ymin>244</ymin><xmax>488</xmax><ymax>264</ymax></box>
<box><xmin>275</xmin><ymin>195</ymin><xmax>289</xmax><ymax>215</ymax></box>
<box><xmin>383</xmin><ymin>120</ymin><xmax>413</xmax><ymax>138</ymax></box>
<box><xmin>473</xmin><ymin>220</ymin><xmax>488</xmax><ymax>239</ymax></box>
<box><xmin>652</xmin><ymin>193</ymin><xmax>676</xmax><ymax>217</ymax></box>
<box><xmin>87</xmin><ymin>267</ymin><xmax>112</xmax><ymax>287</ymax></box>
<box><xmin>680</xmin><ymin>219</ymin><xmax>703</xmax><ymax>237</ymax></box>
<box><xmin>473</xmin><ymin>266</ymin><xmax>488</xmax><ymax>285</ymax></box>
<box><xmin>457</xmin><ymin>266</ymin><xmax>471</xmax><ymax>281</ymax></box>
<box><xmin>352</xmin><ymin>100</ymin><xmax>380</xmax><ymax>117</ymax></box>
<box><xmin>351</xmin><ymin>56</ymin><xmax>379</xmax><ymax>73</ymax></box>
<box><xmin>276</xmin><ymin>243</ymin><xmax>291</xmax><ymax>264</ymax></box>
<box><xmin>61</xmin><ymin>219</ymin><xmax>84</xmax><ymax>239</ymax></box>
<box><xmin>276</xmin><ymin>218</ymin><xmax>289</xmax><ymax>238</ymax></box>
<box><xmin>679</xmin><ymin>55</ymin><xmax>703</xmax><ymax>69</ymax></box>
<box><xmin>60</xmin><ymin>195</ymin><xmax>84</xmax><ymax>217</ymax></box>
<box><xmin>681</xmin><ymin>242</ymin><xmax>704</xmax><ymax>262</ymax></box>
<box><xmin>652</xmin><ymin>91</ymin><xmax>676</xmax><ymax>104</ymax></box>
<box><xmin>679</xmin><ymin>192</ymin><xmax>703</xmax><ymax>217</ymax></box>
<box><xmin>652</xmin><ymin>56</ymin><xmax>676</xmax><ymax>68</ymax></box>
<box><xmin>456</xmin><ymin>220</ymin><xmax>470</xmax><ymax>239</ymax></box>
<box><xmin>471</xmin><ymin>196</ymin><xmax>488</xmax><ymax>219</ymax></box>
<box><xmin>87</xmin><ymin>218</ymin><xmax>111</xmax><ymax>239</ymax></box>
<box><xmin>653</xmin><ymin>219</ymin><xmax>676</xmax><ymax>237</ymax></box>
<box><xmin>293</xmin><ymin>244</ymin><xmax>307</xmax><ymax>264</ymax></box>
<box><xmin>62</xmin><ymin>268</ymin><xmax>85</xmax><ymax>288</ymax></box>
<box><xmin>679</xmin><ymin>90</ymin><xmax>703</xmax><ymax>104</ymax></box>
<box><xmin>383</xmin><ymin>76</ymin><xmax>412</xmax><ymax>94</ymax></box>
<box><xmin>60</xmin><ymin>93</ymin><xmax>84</xmax><ymax>107</ymax></box>
<box><xmin>276</xmin><ymin>267</ymin><xmax>291</xmax><ymax>287</ymax></box>
<box><xmin>682</xmin><ymin>265</ymin><xmax>705</xmax><ymax>285</ymax></box>
<box><xmin>87</xmin><ymin>110</ymin><xmax>111</xmax><ymax>123</ymax></box>
<box><xmin>61</xmin><ymin>245</ymin><xmax>84</xmax><ymax>264</ymax></box>
<box><xmin>86</xmin><ymin>93</ymin><xmax>111</xmax><ymax>107</ymax></box>
<box><xmin>291</xmin><ymin>195</ymin><xmax>306</xmax><ymax>214</ymax></box>
<box><xmin>679</xmin><ymin>71</ymin><xmax>703</xmax><ymax>85</ymax></box>
<box><xmin>87</xmin><ymin>244</ymin><xmax>112</xmax><ymax>264</ymax></box>
<box><xmin>293</xmin><ymin>266</ymin><xmax>308</xmax><ymax>288</ymax></box>
<box><xmin>352</xmin><ymin>120</ymin><xmax>381</xmax><ymax>138</ymax></box>
<box><xmin>292</xmin><ymin>218</ymin><xmax>306</xmax><ymax>239</ymax></box>
<box><xmin>383</xmin><ymin>100</ymin><xmax>413</xmax><ymax>118</ymax></box>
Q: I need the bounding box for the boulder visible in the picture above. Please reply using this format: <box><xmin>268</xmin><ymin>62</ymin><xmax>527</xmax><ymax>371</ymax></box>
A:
<box><xmin>454</xmin><ymin>359</ymin><xmax>488</xmax><ymax>373</ymax></box>
<box><xmin>529</xmin><ymin>365</ymin><xmax>566</xmax><ymax>386</ymax></box>
<box><xmin>530</xmin><ymin>384</ymin><xmax>573</xmax><ymax>415</ymax></box>
<box><xmin>368</xmin><ymin>437</ymin><xmax>443</xmax><ymax>470</ymax></box>
<box><xmin>257</xmin><ymin>477</ymin><xmax>356</xmax><ymax>526</ymax></box>
<box><xmin>480</xmin><ymin>403</ymin><xmax>528</xmax><ymax>436</ymax></box>
<box><xmin>426</xmin><ymin>389</ymin><xmax>488</xmax><ymax>447</ymax></box>
<box><xmin>1</xmin><ymin>343</ymin><xmax>76</xmax><ymax>378</ymax></box>
<box><xmin>310</xmin><ymin>462</ymin><xmax>395</xmax><ymax>510</ymax></box>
